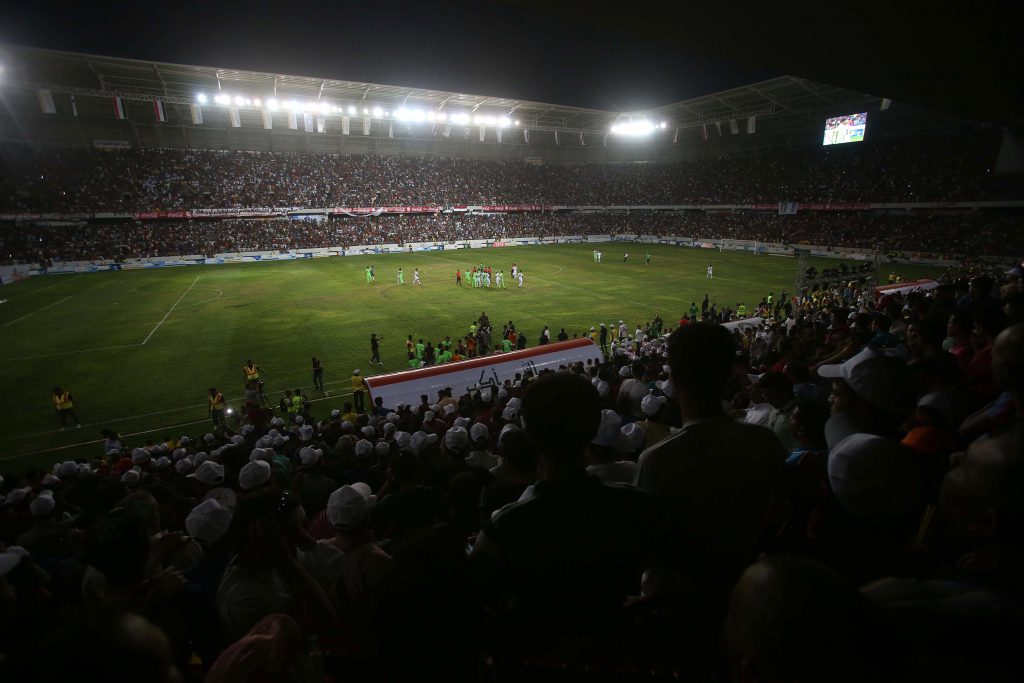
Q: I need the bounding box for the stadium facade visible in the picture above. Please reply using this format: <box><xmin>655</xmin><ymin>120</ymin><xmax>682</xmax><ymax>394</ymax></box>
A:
<box><xmin>0</xmin><ymin>45</ymin><xmax>986</xmax><ymax>164</ymax></box>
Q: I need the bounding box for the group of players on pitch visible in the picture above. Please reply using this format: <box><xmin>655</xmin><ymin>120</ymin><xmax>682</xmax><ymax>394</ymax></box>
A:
<box><xmin>364</xmin><ymin>263</ymin><xmax>526</xmax><ymax>288</ymax></box>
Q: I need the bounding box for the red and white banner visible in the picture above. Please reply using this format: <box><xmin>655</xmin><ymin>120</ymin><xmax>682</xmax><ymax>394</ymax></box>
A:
<box><xmin>331</xmin><ymin>206</ymin><xmax>438</xmax><ymax>216</ymax></box>
<box><xmin>113</xmin><ymin>96</ymin><xmax>127</xmax><ymax>120</ymax></box>
<box><xmin>153</xmin><ymin>98</ymin><xmax>167</xmax><ymax>122</ymax></box>
<box><xmin>134</xmin><ymin>211</ymin><xmax>193</xmax><ymax>220</ymax></box>
<box><xmin>478</xmin><ymin>204</ymin><xmax>546</xmax><ymax>212</ymax></box>
<box><xmin>364</xmin><ymin>338</ymin><xmax>602</xmax><ymax>409</ymax></box>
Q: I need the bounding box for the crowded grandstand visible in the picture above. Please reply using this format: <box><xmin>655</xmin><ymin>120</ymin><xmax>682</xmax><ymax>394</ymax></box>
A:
<box><xmin>0</xmin><ymin>43</ymin><xmax>1023</xmax><ymax>683</ymax></box>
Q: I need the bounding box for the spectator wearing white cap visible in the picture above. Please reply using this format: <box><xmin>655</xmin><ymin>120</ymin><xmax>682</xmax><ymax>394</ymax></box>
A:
<box><xmin>819</xmin><ymin>347</ymin><xmax>917</xmax><ymax>441</ymax></box>
<box><xmin>635</xmin><ymin>323</ymin><xmax>787</xmax><ymax>599</ymax></box>
<box><xmin>639</xmin><ymin>390</ymin><xmax>672</xmax><ymax>449</ymax></box>
<box><xmin>290</xmin><ymin>445</ymin><xmax>336</xmax><ymax>517</ymax></box>
<box><xmin>465</xmin><ymin>422</ymin><xmax>498</xmax><ymax>469</ymax></box>
<box><xmin>585</xmin><ymin>410</ymin><xmax>639</xmax><ymax>485</ymax></box>
<box><xmin>323</xmin><ymin>485</ymin><xmax>392</xmax><ymax>627</ymax></box>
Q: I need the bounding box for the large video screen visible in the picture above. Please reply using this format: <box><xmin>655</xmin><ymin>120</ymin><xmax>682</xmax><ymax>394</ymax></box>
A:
<box><xmin>822</xmin><ymin>112</ymin><xmax>867</xmax><ymax>146</ymax></box>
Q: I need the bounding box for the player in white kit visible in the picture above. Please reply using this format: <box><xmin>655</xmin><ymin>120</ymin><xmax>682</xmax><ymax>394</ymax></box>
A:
<box><xmin>707</xmin><ymin>264</ymin><xmax>713</xmax><ymax>279</ymax></box>
<box><xmin>517</xmin><ymin>271</ymin><xmax>524</xmax><ymax>288</ymax></box>
<box><xmin>413</xmin><ymin>268</ymin><xmax>421</xmax><ymax>285</ymax></box>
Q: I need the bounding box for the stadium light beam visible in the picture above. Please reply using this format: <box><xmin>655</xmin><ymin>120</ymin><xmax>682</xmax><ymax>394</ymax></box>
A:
<box><xmin>267</xmin><ymin>98</ymin><xmax>279</xmax><ymax>110</ymax></box>
<box><xmin>610</xmin><ymin>120</ymin><xmax>656</xmax><ymax>136</ymax></box>
<box><xmin>372</xmin><ymin>107</ymin><xmax>384</xmax><ymax>118</ymax></box>
<box><xmin>348</xmin><ymin>105</ymin><xmax>356</xmax><ymax>115</ymax></box>
<box><xmin>196</xmin><ymin>93</ymin><xmax>207</xmax><ymax>104</ymax></box>
<box><xmin>234</xmin><ymin>96</ymin><xmax>245</xmax><ymax>106</ymax></box>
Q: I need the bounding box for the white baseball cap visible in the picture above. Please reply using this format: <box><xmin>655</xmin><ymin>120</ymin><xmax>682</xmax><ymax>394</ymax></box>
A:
<box><xmin>238</xmin><ymin>461</ymin><xmax>272</xmax><ymax>490</ymax></box>
<box><xmin>817</xmin><ymin>348</ymin><xmax>915</xmax><ymax>416</ymax></box>
<box><xmin>444</xmin><ymin>426</ymin><xmax>469</xmax><ymax>451</ymax></box>
<box><xmin>361</xmin><ymin>426</ymin><xmax>376</xmax><ymax>440</ymax></box>
<box><xmin>299</xmin><ymin>425</ymin><xmax>315</xmax><ymax>442</ymax></box>
<box><xmin>470</xmin><ymin>422</ymin><xmax>489</xmax><ymax>443</ymax></box>
<box><xmin>131</xmin><ymin>448</ymin><xmax>151</xmax><ymax>466</ymax></box>
<box><xmin>394</xmin><ymin>431</ymin><xmax>412</xmax><ymax>449</ymax></box>
<box><xmin>615</xmin><ymin>422</ymin><xmax>645</xmax><ymax>453</ymax></box>
<box><xmin>30</xmin><ymin>490</ymin><xmax>56</xmax><ymax>517</ymax></box>
<box><xmin>249</xmin><ymin>448</ymin><xmax>272</xmax><ymax>463</ymax></box>
<box><xmin>174</xmin><ymin>458</ymin><xmax>194</xmax><ymax>474</ymax></box>
<box><xmin>827</xmin><ymin>434</ymin><xmax>921</xmax><ymax>519</ymax></box>
<box><xmin>326</xmin><ymin>485</ymin><xmax>368</xmax><ymax>530</ymax></box>
<box><xmin>185</xmin><ymin>498</ymin><xmax>233</xmax><ymax>545</ymax></box>
<box><xmin>187</xmin><ymin>461</ymin><xmax>225</xmax><ymax>487</ymax></box>
<box><xmin>299</xmin><ymin>446</ymin><xmax>324</xmax><ymax>467</ymax></box>
<box><xmin>641</xmin><ymin>393</ymin><xmax>667</xmax><ymax>417</ymax></box>
<box><xmin>354</xmin><ymin>439</ymin><xmax>373</xmax><ymax>458</ymax></box>
<box><xmin>591</xmin><ymin>409</ymin><xmax>622</xmax><ymax>447</ymax></box>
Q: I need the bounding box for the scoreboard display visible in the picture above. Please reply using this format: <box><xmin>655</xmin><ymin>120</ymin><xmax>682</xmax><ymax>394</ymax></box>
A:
<box><xmin>823</xmin><ymin>112</ymin><xmax>867</xmax><ymax>145</ymax></box>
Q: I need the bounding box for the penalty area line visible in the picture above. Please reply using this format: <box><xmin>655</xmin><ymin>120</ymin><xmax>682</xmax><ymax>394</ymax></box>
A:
<box><xmin>140</xmin><ymin>276</ymin><xmax>200</xmax><ymax>345</ymax></box>
<box><xmin>0</xmin><ymin>295</ymin><xmax>73</xmax><ymax>328</ymax></box>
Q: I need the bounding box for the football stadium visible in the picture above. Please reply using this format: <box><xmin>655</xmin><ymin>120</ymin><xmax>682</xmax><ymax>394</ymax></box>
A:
<box><xmin>0</xmin><ymin>17</ymin><xmax>1022</xmax><ymax>682</ymax></box>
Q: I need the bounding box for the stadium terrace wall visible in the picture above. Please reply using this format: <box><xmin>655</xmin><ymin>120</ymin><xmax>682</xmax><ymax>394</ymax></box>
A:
<box><xmin>0</xmin><ymin>234</ymin><xmax>957</xmax><ymax>285</ymax></box>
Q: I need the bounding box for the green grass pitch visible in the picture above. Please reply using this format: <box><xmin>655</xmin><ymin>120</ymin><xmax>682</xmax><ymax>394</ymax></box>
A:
<box><xmin>0</xmin><ymin>243</ymin><xmax>943</xmax><ymax>468</ymax></box>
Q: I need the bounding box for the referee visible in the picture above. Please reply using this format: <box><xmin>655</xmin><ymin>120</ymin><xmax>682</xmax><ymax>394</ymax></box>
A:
<box><xmin>369</xmin><ymin>333</ymin><xmax>383</xmax><ymax>366</ymax></box>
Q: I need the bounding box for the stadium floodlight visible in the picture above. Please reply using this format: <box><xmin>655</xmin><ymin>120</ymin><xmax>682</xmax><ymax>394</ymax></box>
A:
<box><xmin>319</xmin><ymin>102</ymin><xmax>331</xmax><ymax>114</ymax></box>
<box><xmin>610</xmin><ymin>119</ymin><xmax>656</xmax><ymax>136</ymax></box>
<box><xmin>234</xmin><ymin>96</ymin><xmax>245</xmax><ymax>106</ymax></box>
<box><xmin>348</xmin><ymin>105</ymin><xmax>356</xmax><ymax>115</ymax></box>
<box><xmin>214</xmin><ymin>94</ymin><xmax>228</xmax><ymax>105</ymax></box>
<box><xmin>515</xmin><ymin>120</ymin><xmax>520</xmax><ymax>125</ymax></box>
<box><xmin>451</xmin><ymin>112</ymin><xmax>470</xmax><ymax>125</ymax></box>
<box><xmin>253</xmin><ymin>98</ymin><xmax>261</xmax><ymax>107</ymax></box>
<box><xmin>660</xmin><ymin>122</ymin><xmax>667</xmax><ymax>129</ymax></box>
<box><xmin>267</xmin><ymin>98</ymin><xmax>279</xmax><ymax>110</ymax></box>
<box><xmin>196</xmin><ymin>93</ymin><xmax>207</xmax><ymax>104</ymax></box>
<box><xmin>483</xmin><ymin>115</ymin><xmax>497</xmax><ymax>126</ymax></box>
<box><xmin>436</xmin><ymin>112</ymin><xmax>447</xmax><ymax>121</ymax></box>
<box><xmin>497</xmin><ymin>117</ymin><xmax>511</xmax><ymax>127</ymax></box>
<box><xmin>363</xmin><ymin>108</ymin><xmax>369</xmax><ymax>115</ymax></box>
<box><xmin>372</xmin><ymin>107</ymin><xmax>384</xmax><ymax>117</ymax></box>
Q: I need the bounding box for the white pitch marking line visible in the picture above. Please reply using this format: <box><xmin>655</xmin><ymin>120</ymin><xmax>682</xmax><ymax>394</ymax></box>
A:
<box><xmin>0</xmin><ymin>343</ymin><xmax>142</xmax><ymax>363</ymax></box>
<box><xmin>140</xmin><ymin>276</ymin><xmax>200</xmax><ymax>345</ymax></box>
<box><xmin>2</xmin><ymin>390</ymin><xmax>356</xmax><ymax>461</ymax></box>
<box><xmin>0</xmin><ymin>295</ymin><xmax>73</xmax><ymax>328</ymax></box>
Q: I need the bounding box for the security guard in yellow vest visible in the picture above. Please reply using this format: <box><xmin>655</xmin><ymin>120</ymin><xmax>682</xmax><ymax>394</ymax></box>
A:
<box><xmin>208</xmin><ymin>387</ymin><xmax>226</xmax><ymax>427</ymax></box>
<box><xmin>738</xmin><ymin>303</ymin><xmax>747</xmax><ymax>318</ymax></box>
<box><xmin>351</xmin><ymin>368</ymin><xmax>365</xmax><ymax>413</ymax></box>
<box><xmin>243</xmin><ymin>359</ymin><xmax>261</xmax><ymax>385</ymax></box>
<box><xmin>52</xmin><ymin>386</ymin><xmax>81</xmax><ymax>431</ymax></box>
<box><xmin>292</xmin><ymin>388</ymin><xmax>306</xmax><ymax>421</ymax></box>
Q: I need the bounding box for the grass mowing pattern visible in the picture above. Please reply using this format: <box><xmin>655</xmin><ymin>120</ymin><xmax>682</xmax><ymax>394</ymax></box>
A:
<box><xmin>0</xmin><ymin>243</ymin><xmax>943</xmax><ymax>467</ymax></box>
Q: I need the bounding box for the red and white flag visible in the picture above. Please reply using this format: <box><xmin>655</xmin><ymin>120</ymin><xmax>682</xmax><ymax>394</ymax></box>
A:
<box><xmin>153</xmin><ymin>98</ymin><xmax>167</xmax><ymax>123</ymax></box>
<box><xmin>113</xmin><ymin>95</ymin><xmax>127</xmax><ymax>120</ymax></box>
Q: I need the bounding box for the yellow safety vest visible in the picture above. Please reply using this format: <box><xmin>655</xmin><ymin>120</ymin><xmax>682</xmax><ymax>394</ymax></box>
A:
<box><xmin>352</xmin><ymin>375</ymin><xmax>364</xmax><ymax>392</ymax></box>
<box><xmin>288</xmin><ymin>396</ymin><xmax>301</xmax><ymax>413</ymax></box>
<box><xmin>209</xmin><ymin>393</ymin><xmax>224</xmax><ymax>410</ymax></box>
<box><xmin>738</xmin><ymin>305</ymin><xmax>747</xmax><ymax>317</ymax></box>
<box><xmin>54</xmin><ymin>392</ymin><xmax>73</xmax><ymax>410</ymax></box>
<box><xmin>244</xmin><ymin>364</ymin><xmax>259</xmax><ymax>380</ymax></box>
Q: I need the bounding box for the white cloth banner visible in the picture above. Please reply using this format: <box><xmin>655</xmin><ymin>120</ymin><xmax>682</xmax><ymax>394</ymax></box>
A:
<box><xmin>747</xmin><ymin>116</ymin><xmax>756</xmax><ymax>134</ymax></box>
<box><xmin>363</xmin><ymin>117</ymin><xmax>371</xmax><ymax>135</ymax></box>
<box><xmin>228</xmin><ymin>107</ymin><xmax>241</xmax><ymax>128</ymax></box>
<box><xmin>316</xmin><ymin>116</ymin><xmax>326</xmax><ymax>133</ymax></box>
<box><xmin>714</xmin><ymin>121</ymin><xmax>722</xmax><ymax>136</ymax></box>
<box><xmin>388</xmin><ymin>122</ymin><xmax>394</xmax><ymax>138</ymax></box>
<box><xmin>303</xmin><ymin>113</ymin><xmax>314</xmax><ymax>132</ymax></box>
<box><xmin>286</xmin><ymin>112</ymin><xmax>297</xmax><ymax>129</ymax></box>
<box><xmin>729</xmin><ymin>119</ymin><xmax>739</xmax><ymax>134</ymax></box>
<box><xmin>479</xmin><ymin>126</ymin><xmax>485</xmax><ymax>142</ymax></box>
<box><xmin>496</xmin><ymin>128</ymin><xmax>502</xmax><ymax>143</ymax></box>
<box><xmin>341</xmin><ymin>116</ymin><xmax>350</xmax><ymax>135</ymax></box>
<box><xmin>579</xmin><ymin>132</ymin><xmax>585</xmax><ymax>146</ymax></box>
<box><xmin>191</xmin><ymin>104</ymin><xmax>203</xmax><ymax>125</ymax></box>
<box><xmin>262</xmin><ymin>110</ymin><xmax>273</xmax><ymax>130</ymax></box>
<box><xmin>443</xmin><ymin>125</ymin><xmax>451</xmax><ymax>138</ymax></box>
<box><xmin>554</xmin><ymin>130</ymin><xmax>559</xmax><ymax>145</ymax></box>
<box><xmin>524</xmin><ymin>128</ymin><xmax>529</xmax><ymax>143</ymax></box>
<box><xmin>37</xmin><ymin>89</ymin><xmax>56</xmax><ymax>114</ymax></box>
<box><xmin>673</xmin><ymin>127</ymin><xmax>679</xmax><ymax>143</ymax></box>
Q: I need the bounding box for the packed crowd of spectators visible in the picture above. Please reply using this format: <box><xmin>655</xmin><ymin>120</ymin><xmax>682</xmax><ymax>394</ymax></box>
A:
<box><xmin>2</xmin><ymin>210</ymin><xmax>1021</xmax><ymax>264</ymax></box>
<box><xmin>2</xmin><ymin>263</ymin><xmax>1022</xmax><ymax>681</ymax></box>
<box><xmin>1</xmin><ymin>131</ymin><xmax>1019</xmax><ymax>213</ymax></box>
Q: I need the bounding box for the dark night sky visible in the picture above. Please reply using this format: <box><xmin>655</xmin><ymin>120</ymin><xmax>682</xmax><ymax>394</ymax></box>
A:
<box><xmin>3</xmin><ymin>0</ymin><xmax>1022</xmax><ymax>122</ymax></box>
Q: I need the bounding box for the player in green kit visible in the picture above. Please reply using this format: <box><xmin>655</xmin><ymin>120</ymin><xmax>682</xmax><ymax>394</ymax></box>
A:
<box><xmin>365</xmin><ymin>266</ymin><xmax>372</xmax><ymax>283</ymax></box>
<box><xmin>501</xmin><ymin>337</ymin><xmax>513</xmax><ymax>352</ymax></box>
<box><xmin>645</xmin><ymin>253</ymin><xmax>652</xmax><ymax>265</ymax></box>
<box><xmin>397</xmin><ymin>267</ymin><xmax>405</xmax><ymax>285</ymax></box>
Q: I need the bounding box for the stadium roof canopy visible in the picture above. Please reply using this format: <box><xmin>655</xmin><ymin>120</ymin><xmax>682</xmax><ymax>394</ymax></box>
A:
<box><xmin>2</xmin><ymin>45</ymin><xmax>887</xmax><ymax>135</ymax></box>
